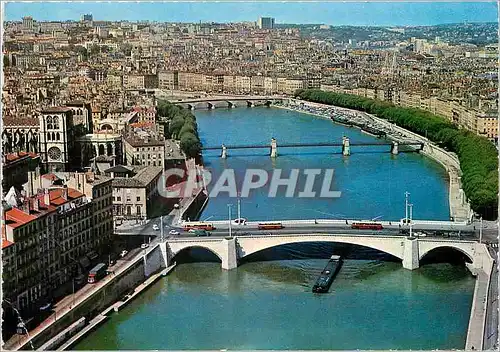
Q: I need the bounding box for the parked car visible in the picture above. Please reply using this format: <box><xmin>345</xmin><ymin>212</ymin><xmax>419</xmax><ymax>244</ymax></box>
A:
<box><xmin>169</xmin><ymin>230</ymin><xmax>180</xmax><ymax>235</ymax></box>
<box><xmin>120</xmin><ymin>250</ymin><xmax>128</xmax><ymax>258</ymax></box>
<box><xmin>152</xmin><ymin>224</ymin><xmax>159</xmax><ymax>231</ymax></box>
<box><xmin>233</xmin><ymin>218</ymin><xmax>247</xmax><ymax>225</ymax></box>
<box><xmin>141</xmin><ymin>243</ymin><xmax>149</xmax><ymax>249</ymax></box>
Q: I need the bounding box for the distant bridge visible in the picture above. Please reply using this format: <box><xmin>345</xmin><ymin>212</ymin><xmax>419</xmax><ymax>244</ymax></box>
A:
<box><xmin>202</xmin><ymin>141</ymin><xmax>424</xmax><ymax>150</ymax></box>
<box><xmin>173</xmin><ymin>97</ymin><xmax>284</xmax><ymax>110</ymax></box>
<box><xmin>202</xmin><ymin>137</ymin><xmax>424</xmax><ymax>158</ymax></box>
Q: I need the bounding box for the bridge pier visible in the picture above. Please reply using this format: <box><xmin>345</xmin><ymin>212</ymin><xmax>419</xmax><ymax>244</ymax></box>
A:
<box><xmin>227</xmin><ymin>101</ymin><xmax>235</xmax><ymax>108</ymax></box>
<box><xmin>187</xmin><ymin>104</ymin><xmax>195</xmax><ymax>110</ymax></box>
<box><xmin>221</xmin><ymin>144</ymin><xmax>227</xmax><ymax>159</ymax></box>
<box><xmin>221</xmin><ymin>237</ymin><xmax>238</xmax><ymax>270</ymax></box>
<box><xmin>391</xmin><ymin>141</ymin><xmax>399</xmax><ymax>155</ymax></box>
<box><xmin>207</xmin><ymin>102</ymin><xmax>214</xmax><ymax>110</ymax></box>
<box><xmin>402</xmin><ymin>237</ymin><xmax>419</xmax><ymax>270</ymax></box>
<box><xmin>247</xmin><ymin>101</ymin><xmax>254</xmax><ymax>107</ymax></box>
<box><xmin>270</xmin><ymin>138</ymin><xmax>277</xmax><ymax>158</ymax></box>
<box><xmin>342</xmin><ymin>136</ymin><xmax>350</xmax><ymax>156</ymax></box>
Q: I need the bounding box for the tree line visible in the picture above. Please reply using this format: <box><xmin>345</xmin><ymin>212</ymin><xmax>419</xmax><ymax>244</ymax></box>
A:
<box><xmin>295</xmin><ymin>89</ymin><xmax>498</xmax><ymax>220</ymax></box>
<box><xmin>157</xmin><ymin>101</ymin><xmax>202</xmax><ymax>159</ymax></box>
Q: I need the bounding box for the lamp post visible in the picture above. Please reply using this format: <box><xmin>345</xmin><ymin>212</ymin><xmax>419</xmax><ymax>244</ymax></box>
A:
<box><xmin>409</xmin><ymin>203</ymin><xmax>413</xmax><ymax>238</ymax></box>
<box><xmin>227</xmin><ymin>204</ymin><xmax>233</xmax><ymax>238</ymax></box>
<box><xmin>237</xmin><ymin>194</ymin><xmax>241</xmax><ymax>221</ymax></box>
<box><xmin>479</xmin><ymin>216</ymin><xmax>483</xmax><ymax>244</ymax></box>
<box><xmin>404</xmin><ymin>191</ymin><xmax>410</xmax><ymax>224</ymax></box>
<box><xmin>160</xmin><ymin>215</ymin><xmax>164</xmax><ymax>241</ymax></box>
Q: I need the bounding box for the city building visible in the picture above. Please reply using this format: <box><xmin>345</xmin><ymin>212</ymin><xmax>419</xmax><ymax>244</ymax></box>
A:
<box><xmin>257</xmin><ymin>17</ymin><xmax>275</xmax><ymax>29</ymax></box>
<box><xmin>105</xmin><ymin>164</ymin><xmax>163</xmax><ymax>219</ymax></box>
<box><xmin>38</xmin><ymin>107</ymin><xmax>76</xmax><ymax>172</ymax></box>
<box><xmin>2</xmin><ymin>152</ymin><xmax>40</xmax><ymax>194</ymax></box>
<box><xmin>2</xmin><ymin>170</ymin><xmax>113</xmax><ymax>333</ymax></box>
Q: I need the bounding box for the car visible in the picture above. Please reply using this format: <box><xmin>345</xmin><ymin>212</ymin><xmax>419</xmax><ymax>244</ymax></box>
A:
<box><xmin>233</xmin><ymin>218</ymin><xmax>247</xmax><ymax>225</ymax></box>
<box><xmin>141</xmin><ymin>243</ymin><xmax>149</xmax><ymax>249</ymax></box>
<box><xmin>152</xmin><ymin>224</ymin><xmax>159</xmax><ymax>231</ymax></box>
<box><xmin>120</xmin><ymin>250</ymin><xmax>128</xmax><ymax>258</ymax></box>
<box><xmin>169</xmin><ymin>230</ymin><xmax>180</xmax><ymax>235</ymax></box>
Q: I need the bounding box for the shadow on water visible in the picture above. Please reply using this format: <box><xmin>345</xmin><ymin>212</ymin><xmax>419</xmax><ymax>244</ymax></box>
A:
<box><xmin>239</xmin><ymin>242</ymin><xmax>400</xmax><ymax>264</ymax></box>
<box><xmin>418</xmin><ymin>247</ymin><xmax>473</xmax><ymax>283</ymax></box>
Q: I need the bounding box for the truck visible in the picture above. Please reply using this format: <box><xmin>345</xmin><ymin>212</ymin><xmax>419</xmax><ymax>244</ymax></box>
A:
<box><xmin>88</xmin><ymin>263</ymin><xmax>108</xmax><ymax>284</ymax></box>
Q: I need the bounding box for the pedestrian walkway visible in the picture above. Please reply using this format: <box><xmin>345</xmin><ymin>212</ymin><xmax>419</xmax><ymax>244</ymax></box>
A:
<box><xmin>465</xmin><ymin>268</ymin><xmax>491</xmax><ymax>350</ymax></box>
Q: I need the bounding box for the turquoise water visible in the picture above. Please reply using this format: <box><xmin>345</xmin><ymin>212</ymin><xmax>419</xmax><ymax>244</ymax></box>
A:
<box><xmin>197</xmin><ymin>107</ymin><xmax>450</xmax><ymax>221</ymax></box>
<box><xmin>74</xmin><ymin>107</ymin><xmax>473</xmax><ymax>350</ymax></box>
<box><xmin>74</xmin><ymin>260</ymin><xmax>474</xmax><ymax>350</ymax></box>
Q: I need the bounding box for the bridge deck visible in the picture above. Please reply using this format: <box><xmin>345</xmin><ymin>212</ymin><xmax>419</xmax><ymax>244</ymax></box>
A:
<box><xmin>202</xmin><ymin>141</ymin><xmax>423</xmax><ymax>150</ymax></box>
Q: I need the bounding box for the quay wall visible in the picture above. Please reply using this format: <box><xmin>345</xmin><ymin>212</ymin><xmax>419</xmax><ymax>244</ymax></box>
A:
<box><xmin>179</xmin><ymin>188</ymin><xmax>208</xmax><ymax>222</ymax></box>
<box><xmin>18</xmin><ymin>260</ymin><xmax>147</xmax><ymax>350</ymax></box>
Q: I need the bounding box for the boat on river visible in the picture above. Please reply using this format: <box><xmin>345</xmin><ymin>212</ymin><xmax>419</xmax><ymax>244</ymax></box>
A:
<box><xmin>312</xmin><ymin>255</ymin><xmax>343</xmax><ymax>293</ymax></box>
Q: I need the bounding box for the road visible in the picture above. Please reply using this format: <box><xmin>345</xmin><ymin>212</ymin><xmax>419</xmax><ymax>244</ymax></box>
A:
<box><xmin>4</xmin><ymin>244</ymin><xmax>157</xmax><ymax>351</ymax></box>
<box><xmin>117</xmin><ymin>217</ymin><xmax>481</xmax><ymax>240</ymax></box>
<box><xmin>483</xmin><ymin>246</ymin><xmax>498</xmax><ymax>350</ymax></box>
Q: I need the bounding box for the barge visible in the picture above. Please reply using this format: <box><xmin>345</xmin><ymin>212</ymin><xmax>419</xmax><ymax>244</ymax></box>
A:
<box><xmin>360</xmin><ymin>125</ymin><xmax>387</xmax><ymax>138</ymax></box>
<box><xmin>312</xmin><ymin>255</ymin><xmax>343</xmax><ymax>293</ymax></box>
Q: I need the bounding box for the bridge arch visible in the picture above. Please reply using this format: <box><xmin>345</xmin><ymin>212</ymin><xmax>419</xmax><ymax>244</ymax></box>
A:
<box><xmin>419</xmin><ymin>245</ymin><xmax>474</xmax><ymax>264</ymax></box>
<box><xmin>170</xmin><ymin>244</ymin><xmax>223</xmax><ymax>262</ymax></box>
<box><xmin>236</xmin><ymin>235</ymin><xmax>405</xmax><ymax>261</ymax></box>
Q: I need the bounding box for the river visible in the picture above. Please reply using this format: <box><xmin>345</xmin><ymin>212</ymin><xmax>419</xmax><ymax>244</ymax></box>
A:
<box><xmin>74</xmin><ymin>107</ymin><xmax>474</xmax><ymax>350</ymax></box>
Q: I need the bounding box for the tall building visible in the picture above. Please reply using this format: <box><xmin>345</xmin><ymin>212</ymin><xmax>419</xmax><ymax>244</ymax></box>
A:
<box><xmin>38</xmin><ymin>107</ymin><xmax>75</xmax><ymax>172</ymax></box>
<box><xmin>81</xmin><ymin>13</ymin><xmax>93</xmax><ymax>22</ymax></box>
<box><xmin>22</xmin><ymin>16</ymin><xmax>34</xmax><ymax>30</ymax></box>
<box><xmin>257</xmin><ymin>17</ymin><xmax>275</xmax><ymax>29</ymax></box>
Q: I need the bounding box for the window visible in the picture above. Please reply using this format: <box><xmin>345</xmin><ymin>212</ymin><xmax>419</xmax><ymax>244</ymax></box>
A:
<box><xmin>136</xmin><ymin>196</ymin><xmax>140</xmax><ymax>201</ymax></box>
<box><xmin>117</xmin><ymin>196</ymin><xmax>121</xmax><ymax>201</ymax></box>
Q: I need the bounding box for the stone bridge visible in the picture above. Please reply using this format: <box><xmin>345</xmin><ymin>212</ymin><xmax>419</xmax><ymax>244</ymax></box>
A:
<box><xmin>161</xmin><ymin>234</ymin><xmax>491</xmax><ymax>272</ymax></box>
<box><xmin>173</xmin><ymin>97</ymin><xmax>284</xmax><ymax>110</ymax></box>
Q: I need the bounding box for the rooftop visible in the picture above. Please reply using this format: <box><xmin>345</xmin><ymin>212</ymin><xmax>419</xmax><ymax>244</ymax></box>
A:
<box><xmin>41</xmin><ymin>106</ymin><xmax>72</xmax><ymax>114</ymax></box>
<box><xmin>111</xmin><ymin>165</ymin><xmax>163</xmax><ymax>188</ymax></box>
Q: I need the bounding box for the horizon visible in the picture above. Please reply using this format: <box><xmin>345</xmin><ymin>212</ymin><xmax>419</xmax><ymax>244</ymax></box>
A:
<box><xmin>4</xmin><ymin>2</ymin><xmax>499</xmax><ymax>27</ymax></box>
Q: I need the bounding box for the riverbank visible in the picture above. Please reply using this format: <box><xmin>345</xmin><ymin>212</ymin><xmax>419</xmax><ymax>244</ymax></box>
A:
<box><xmin>2</xmin><ymin>241</ymin><xmax>172</xmax><ymax>351</ymax></box>
<box><xmin>274</xmin><ymin>99</ymin><xmax>471</xmax><ymax>222</ymax></box>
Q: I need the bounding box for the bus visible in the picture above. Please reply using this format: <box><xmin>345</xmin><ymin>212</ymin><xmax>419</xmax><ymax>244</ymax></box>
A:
<box><xmin>258</xmin><ymin>222</ymin><xmax>284</xmax><ymax>230</ymax></box>
<box><xmin>351</xmin><ymin>222</ymin><xmax>383</xmax><ymax>230</ymax></box>
<box><xmin>183</xmin><ymin>221</ymin><xmax>215</xmax><ymax>231</ymax></box>
<box><xmin>88</xmin><ymin>263</ymin><xmax>108</xmax><ymax>284</ymax></box>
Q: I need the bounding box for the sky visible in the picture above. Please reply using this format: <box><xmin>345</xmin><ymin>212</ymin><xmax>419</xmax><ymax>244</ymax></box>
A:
<box><xmin>4</xmin><ymin>1</ymin><xmax>499</xmax><ymax>26</ymax></box>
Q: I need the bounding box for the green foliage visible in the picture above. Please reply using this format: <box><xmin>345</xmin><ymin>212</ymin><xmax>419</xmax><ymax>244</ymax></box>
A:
<box><xmin>296</xmin><ymin>89</ymin><xmax>498</xmax><ymax>219</ymax></box>
<box><xmin>159</xmin><ymin>100</ymin><xmax>202</xmax><ymax>158</ymax></box>
<box><xmin>3</xmin><ymin>55</ymin><xmax>9</xmax><ymax>67</ymax></box>
<box><xmin>180</xmin><ymin>132</ymin><xmax>202</xmax><ymax>159</ymax></box>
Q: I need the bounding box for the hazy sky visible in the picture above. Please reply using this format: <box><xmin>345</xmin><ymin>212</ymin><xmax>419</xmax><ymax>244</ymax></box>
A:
<box><xmin>4</xmin><ymin>2</ymin><xmax>499</xmax><ymax>26</ymax></box>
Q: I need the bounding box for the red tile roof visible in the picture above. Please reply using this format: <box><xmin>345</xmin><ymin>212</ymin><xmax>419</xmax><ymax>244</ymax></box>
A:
<box><xmin>5</xmin><ymin>151</ymin><xmax>38</xmax><ymax>163</ymax></box>
<box><xmin>3</xmin><ymin>117</ymin><xmax>39</xmax><ymax>127</ymax></box>
<box><xmin>2</xmin><ymin>187</ymin><xmax>85</xmax><ymax>246</ymax></box>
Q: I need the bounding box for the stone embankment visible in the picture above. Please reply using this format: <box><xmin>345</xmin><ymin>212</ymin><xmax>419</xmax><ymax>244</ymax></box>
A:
<box><xmin>276</xmin><ymin>99</ymin><xmax>472</xmax><ymax>222</ymax></box>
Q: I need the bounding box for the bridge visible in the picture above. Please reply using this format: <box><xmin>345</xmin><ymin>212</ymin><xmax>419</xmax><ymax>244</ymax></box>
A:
<box><xmin>201</xmin><ymin>137</ymin><xmax>424</xmax><ymax>158</ymax></box>
<box><xmin>159</xmin><ymin>233</ymin><xmax>491</xmax><ymax>272</ymax></box>
<box><xmin>173</xmin><ymin>97</ymin><xmax>284</xmax><ymax>110</ymax></box>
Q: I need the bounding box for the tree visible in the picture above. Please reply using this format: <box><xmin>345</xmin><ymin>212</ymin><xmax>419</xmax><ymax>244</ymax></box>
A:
<box><xmin>296</xmin><ymin>89</ymin><xmax>498</xmax><ymax>219</ymax></box>
<box><xmin>180</xmin><ymin>132</ymin><xmax>202</xmax><ymax>158</ymax></box>
<box><xmin>169</xmin><ymin>115</ymin><xmax>186</xmax><ymax>138</ymax></box>
<box><xmin>3</xmin><ymin>55</ymin><xmax>9</xmax><ymax>67</ymax></box>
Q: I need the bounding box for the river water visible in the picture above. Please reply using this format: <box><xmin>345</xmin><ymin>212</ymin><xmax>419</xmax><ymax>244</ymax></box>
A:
<box><xmin>74</xmin><ymin>107</ymin><xmax>474</xmax><ymax>350</ymax></box>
